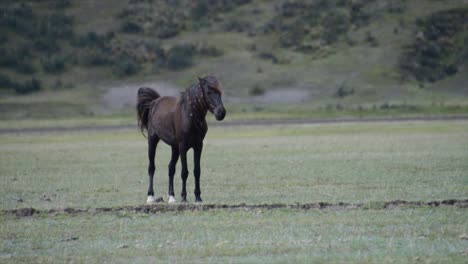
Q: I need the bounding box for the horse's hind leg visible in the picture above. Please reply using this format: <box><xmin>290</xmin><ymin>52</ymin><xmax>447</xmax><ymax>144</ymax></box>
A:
<box><xmin>168</xmin><ymin>145</ymin><xmax>179</xmax><ymax>203</ymax></box>
<box><xmin>179</xmin><ymin>143</ymin><xmax>189</xmax><ymax>203</ymax></box>
<box><xmin>146</xmin><ymin>134</ymin><xmax>159</xmax><ymax>204</ymax></box>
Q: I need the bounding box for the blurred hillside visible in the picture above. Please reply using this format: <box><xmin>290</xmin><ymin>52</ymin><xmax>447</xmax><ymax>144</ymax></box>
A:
<box><xmin>0</xmin><ymin>0</ymin><xmax>467</xmax><ymax>119</ymax></box>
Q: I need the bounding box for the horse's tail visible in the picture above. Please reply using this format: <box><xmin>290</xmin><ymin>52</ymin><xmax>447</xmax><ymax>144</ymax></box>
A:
<box><xmin>137</xmin><ymin>87</ymin><xmax>160</xmax><ymax>136</ymax></box>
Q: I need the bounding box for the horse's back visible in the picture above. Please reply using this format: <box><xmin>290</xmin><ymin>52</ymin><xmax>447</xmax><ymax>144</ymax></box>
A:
<box><xmin>149</xmin><ymin>96</ymin><xmax>179</xmax><ymax>145</ymax></box>
<box><xmin>153</xmin><ymin>96</ymin><xmax>178</xmax><ymax>112</ymax></box>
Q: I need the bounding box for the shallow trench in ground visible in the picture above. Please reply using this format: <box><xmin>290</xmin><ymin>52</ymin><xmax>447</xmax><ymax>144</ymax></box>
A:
<box><xmin>3</xmin><ymin>199</ymin><xmax>467</xmax><ymax>218</ymax></box>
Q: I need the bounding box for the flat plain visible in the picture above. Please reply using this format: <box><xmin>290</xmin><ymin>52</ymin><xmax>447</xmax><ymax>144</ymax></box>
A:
<box><xmin>1</xmin><ymin>120</ymin><xmax>467</xmax><ymax>262</ymax></box>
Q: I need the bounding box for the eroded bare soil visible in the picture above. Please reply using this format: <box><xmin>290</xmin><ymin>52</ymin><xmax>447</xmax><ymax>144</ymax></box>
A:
<box><xmin>4</xmin><ymin>199</ymin><xmax>467</xmax><ymax>218</ymax></box>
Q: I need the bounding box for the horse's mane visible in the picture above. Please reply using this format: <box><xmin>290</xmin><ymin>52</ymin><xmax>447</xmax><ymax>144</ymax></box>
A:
<box><xmin>178</xmin><ymin>84</ymin><xmax>208</xmax><ymax>132</ymax></box>
<box><xmin>178</xmin><ymin>90</ymin><xmax>188</xmax><ymax>109</ymax></box>
<box><xmin>178</xmin><ymin>84</ymin><xmax>198</xmax><ymax>109</ymax></box>
<box><xmin>179</xmin><ymin>76</ymin><xmax>220</xmax><ymax>109</ymax></box>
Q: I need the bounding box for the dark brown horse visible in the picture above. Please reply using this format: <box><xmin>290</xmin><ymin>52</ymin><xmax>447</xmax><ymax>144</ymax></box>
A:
<box><xmin>136</xmin><ymin>76</ymin><xmax>226</xmax><ymax>204</ymax></box>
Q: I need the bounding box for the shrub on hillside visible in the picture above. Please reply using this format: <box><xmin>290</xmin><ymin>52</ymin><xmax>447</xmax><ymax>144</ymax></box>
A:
<box><xmin>0</xmin><ymin>35</ymin><xmax>7</xmax><ymax>44</ymax></box>
<box><xmin>72</xmin><ymin>31</ymin><xmax>109</xmax><ymax>48</ymax></box>
<box><xmin>41</xmin><ymin>55</ymin><xmax>66</xmax><ymax>74</ymax></box>
<box><xmin>387</xmin><ymin>1</ymin><xmax>406</xmax><ymax>13</ymax></box>
<box><xmin>71</xmin><ymin>32</ymin><xmax>91</xmax><ymax>47</ymax></box>
<box><xmin>112</xmin><ymin>56</ymin><xmax>141</xmax><ymax>77</ymax></box>
<box><xmin>279</xmin><ymin>26</ymin><xmax>306</xmax><ymax>48</ymax></box>
<box><xmin>0</xmin><ymin>45</ymin><xmax>36</xmax><ymax>74</ymax></box>
<box><xmin>166</xmin><ymin>44</ymin><xmax>196</xmax><ymax>70</ymax></box>
<box><xmin>198</xmin><ymin>45</ymin><xmax>223</xmax><ymax>57</ymax></box>
<box><xmin>82</xmin><ymin>50</ymin><xmax>112</xmax><ymax>66</ymax></box>
<box><xmin>156</xmin><ymin>24</ymin><xmax>180</xmax><ymax>39</ymax></box>
<box><xmin>51</xmin><ymin>0</ymin><xmax>72</xmax><ymax>9</ymax></box>
<box><xmin>399</xmin><ymin>7</ymin><xmax>468</xmax><ymax>82</ymax></box>
<box><xmin>257</xmin><ymin>52</ymin><xmax>279</xmax><ymax>64</ymax></box>
<box><xmin>349</xmin><ymin>1</ymin><xmax>371</xmax><ymax>26</ymax></box>
<box><xmin>33</xmin><ymin>37</ymin><xmax>60</xmax><ymax>53</ymax></box>
<box><xmin>1</xmin><ymin>4</ymin><xmax>74</xmax><ymax>41</ymax></box>
<box><xmin>223</xmin><ymin>20</ymin><xmax>251</xmax><ymax>32</ymax></box>
<box><xmin>191</xmin><ymin>0</ymin><xmax>252</xmax><ymax>20</ymax></box>
<box><xmin>191</xmin><ymin>1</ymin><xmax>209</xmax><ymax>20</ymax></box>
<box><xmin>0</xmin><ymin>4</ymin><xmax>36</xmax><ymax>37</ymax></box>
<box><xmin>268</xmin><ymin>0</ymin><xmax>380</xmax><ymax>52</ymax></box>
<box><xmin>365</xmin><ymin>31</ymin><xmax>379</xmax><ymax>47</ymax></box>
<box><xmin>0</xmin><ymin>73</ymin><xmax>13</xmax><ymax>91</ymax></box>
<box><xmin>335</xmin><ymin>82</ymin><xmax>354</xmax><ymax>98</ymax></box>
<box><xmin>145</xmin><ymin>41</ymin><xmax>165</xmax><ymax>58</ymax></box>
<box><xmin>322</xmin><ymin>10</ymin><xmax>351</xmax><ymax>44</ymax></box>
<box><xmin>120</xmin><ymin>20</ymin><xmax>142</xmax><ymax>33</ymax></box>
<box><xmin>249</xmin><ymin>84</ymin><xmax>265</xmax><ymax>96</ymax></box>
<box><xmin>0</xmin><ymin>74</ymin><xmax>42</xmax><ymax>95</ymax></box>
<box><xmin>0</xmin><ymin>48</ymin><xmax>20</xmax><ymax>68</ymax></box>
<box><xmin>38</xmin><ymin>13</ymin><xmax>74</xmax><ymax>39</ymax></box>
<box><xmin>16</xmin><ymin>60</ymin><xmax>36</xmax><ymax>74</ymax></box>
<box><xmin>14</xmin><ymin>78</ymin><xmax>41</xmax><ymax>95</ymax></box>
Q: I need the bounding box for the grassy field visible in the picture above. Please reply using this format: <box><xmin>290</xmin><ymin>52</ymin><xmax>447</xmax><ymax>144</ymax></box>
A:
<box><xmin>1</xmin><ymin>208</ymin><xmax>467</xmax><ymax>263</ymax></box>
<box><xmin>1</xmin><ymin>103</ymin><xmax>468</xmax><ymax>131</ymax></box>
<box><xmin>1</xmin><ymin>120</ymin><xmax>467</xmax><ymax>262</ymax></box>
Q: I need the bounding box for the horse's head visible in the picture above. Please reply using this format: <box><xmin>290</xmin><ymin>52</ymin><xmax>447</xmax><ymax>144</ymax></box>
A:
<box><xmin>198</xmin><ymin>76</ymin><xmax>226</xmax><ymax>121</ymax></box>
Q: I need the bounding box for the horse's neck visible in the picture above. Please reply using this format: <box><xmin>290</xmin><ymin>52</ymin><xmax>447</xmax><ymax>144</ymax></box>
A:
<box><xmin>185</xmin><ymin>85</ymin><xmax>208</xmax><ymax>118</ymax></box>
<box><xmin>180</xmin><ymin>85</ymin><xmax>208</xmax><ymax>133</ymax></box>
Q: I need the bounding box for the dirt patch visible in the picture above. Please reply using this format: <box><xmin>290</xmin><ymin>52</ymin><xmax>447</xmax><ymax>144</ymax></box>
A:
<box><xmin>60</xmin><ymin>236</ymin><xmax>79</xmax><ymax>242</ymax></box>
<box><xmin>12</xmin><ymin>207</ymin><xmax>38</xmax><ymax>217</ymax></box>
<box><xmin>2</xmin><ymin>199</ymin><xmax>467</xmax><ymax>218</ymax></box>
<box><xmin>383</xmin><ymin>199</ymin><xmax>468</xmax><ymax>209</ymax></box>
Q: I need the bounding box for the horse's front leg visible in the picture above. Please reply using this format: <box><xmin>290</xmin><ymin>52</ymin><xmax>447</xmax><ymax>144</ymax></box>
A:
<box><xmin>147</xmin><ymin>135</ymin><xmax>159</xmax><ymax>204</ymax></box>
<box><xmin>193</xmin><ymin>143</ymin><xmax>203</xmax><ymax>203</ymax></box>
<box><xmin>179</xmin><ymin>143</ymin><xmax>189</xmax><ymax>203</ymax></box>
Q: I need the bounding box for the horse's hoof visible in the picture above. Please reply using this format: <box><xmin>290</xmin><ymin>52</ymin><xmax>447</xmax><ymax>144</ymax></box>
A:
<box><xmin>195</xmin><ymin>198</ymin><xmax>203</xmax><ymax>203</ymax></box>
<box><xmin>168</xmin><ymin>196</ymin><xmax>177</xmax><ymax>204</ymax></box>
<box><xmin>147</xmin><ymin>196</ymin><xmax>163</xmax><ymax>204</ymax></box>
<box><xmin>180</xmin><ymin>198</ymin><xmax>188</xmax><ymax>204</ymax></box>
<box><xmin>147</xmin><ymin>196</ymin><xmax>156</xmax><ymax>204</ymax></box>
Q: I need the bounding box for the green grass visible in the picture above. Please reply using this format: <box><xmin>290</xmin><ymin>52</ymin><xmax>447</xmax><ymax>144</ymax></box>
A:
<box><xmin>1</xmin><ymin>121</ymin><xmax>467</xmax><ymax>210</ymax></box>
<box><xmin>0</xmin><ymin>120</ymin><xmax>467</xmax><ymax>262</ymax></box>
<box><xmin>0</xmin><ymin>115</ymin><xmax>134</xmax><ymax>130</ymax></box>
<box><xmin>1</xmin><ymin>103</ymin><xmax>468</xmax><ymax>131</ymax></box>
<box><xmin>1</xmin><ymin>208</ymin><xmax>467</xmax><ymax>263</ymax></box>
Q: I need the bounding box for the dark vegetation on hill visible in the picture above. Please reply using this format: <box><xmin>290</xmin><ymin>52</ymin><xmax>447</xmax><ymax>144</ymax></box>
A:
<box><xmin>0</xmin><ymin>0</ymin><xmax>466</xmax><ymax>97</ymax></box>
<box><xmin>0</xmin><ymin>0</ymin><xmax>228</xmax><ymax>94</ymax></box>
<box><xmin>399</xmin><ymin>6</ymin><xmax>468</xmax><ymax>82</ymax></box>
<box><xmin>259</xmin><ymin>0</ymin><xmax>379</xmax><ymax>50</ymax></box>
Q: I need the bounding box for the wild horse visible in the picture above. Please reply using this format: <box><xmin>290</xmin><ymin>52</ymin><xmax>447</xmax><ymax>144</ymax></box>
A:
<box><xmin>136</xmin><ymin>76</ymin><xmax>226</xmax><ymax>204</ymax></box>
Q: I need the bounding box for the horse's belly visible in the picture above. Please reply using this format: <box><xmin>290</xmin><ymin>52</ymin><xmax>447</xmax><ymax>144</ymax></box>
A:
<box><xmin>155</xmin><ymin>127</ymin><xmax>176</xmax><ymax>146</ymax></box>
<box><xmin>152</xmin><ymin>114</ymin><xmax>177</xmax><ymax>145</ymax></box>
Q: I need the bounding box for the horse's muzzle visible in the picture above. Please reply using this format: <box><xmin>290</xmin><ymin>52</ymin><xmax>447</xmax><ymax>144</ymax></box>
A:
<box><xmin>215</xmin><ymin>107</ymin><xmax>226</xmax><ymax>121</ymax></box>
